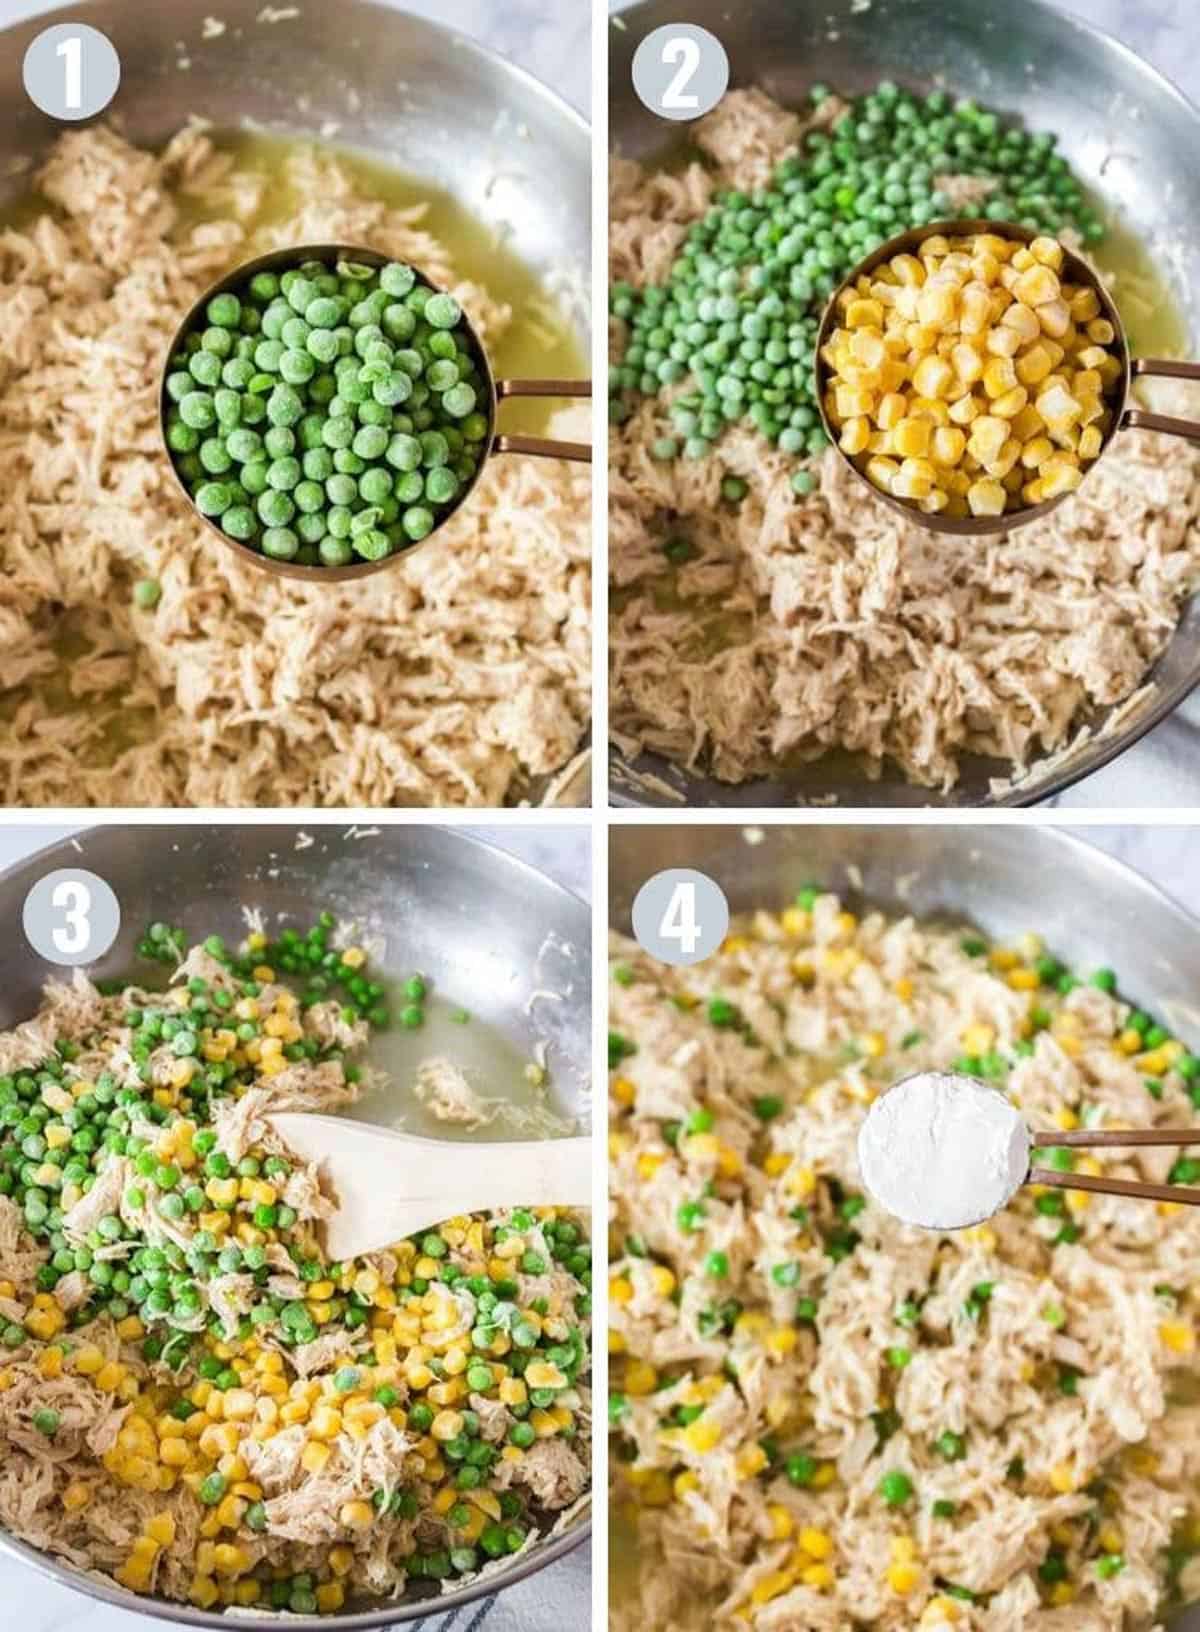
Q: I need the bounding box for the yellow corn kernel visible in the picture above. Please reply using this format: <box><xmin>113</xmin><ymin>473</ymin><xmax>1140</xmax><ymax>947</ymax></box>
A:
<box><xmin>798</xmin><ymin>1527</ymin><xmax>832</xmax><ymax>1560</ymax></box>
<box><xmin>1048</xmin><ymin>1463</ymin><xmax>1075</xmax><ymax>1494</ymax></box>
<box><xmin>912</xmin><ymin>355</ymin><xmax>954</xmax><ymax>399</ymax></box>
<box><xmin>338</xmin><ymin>1500</ymin><xmax>374</xmax><ymax>1529</ymax></box>
<box><xmin>886</xmin><ymin>1562</ymin><xmax>921</xmax><ymax>1595</ymax></box>
<box><xmin>877</xmin><ymin>391</ymin><xmax>906</xmax><ymax>430</ymax></box>
<box><xmin>643</xmin><ymin>1267</ymin><xmax>674</xmax><ymax>1302</ymax></box>
<box><xmin>966</xmin><ymin>478</ymin><xmax>1006</xmax><ymax>517</ymax></box>
<box><xmin>766</xmin><ymin>1326</ymin><xmax>798</xmax><ymax>1357</ymax></box>
<box><xmin>609</xmin><ymin>1276</ymin><xmax>633</xmax><ymax>1305</ymax></box>
<box><xmin>683</xmin><ymin>1419</ymin><xmax>721</xmax><ymax>1454</ymax></box>
<box><xmin>612</xmin><ymin>1077</ymin><xmax>636</xmax><ymax>1107</ymax></box>
<box><xmin>839</xmin><ymin>415</ymin><xmax>871</xmax><ymax>457</ymax></box>
<box><xmin>734</xmin><ymin>1444</ymin><xmax>768</xmax><ymax>1480</ymax></box>
<box><xmin>767</xmin><ymin>1503</ymin><xmax>794</xmax><ymax>1540</ymax></box>
<box><xmin>62</xmin><ymin>1481</ymin><xmax>91</xmax><ymax>1512</ymax></box>
<box><xmin>802</xmin><ymin>1563</ymin><xmax>834</xmax><ymax>1590</ymax></box>
<box><xmin>750</xmin><ymin>1570</ymin><xmax>794</xmax><ymax>1607</ymax></box>
<box><xmin>1078</xmin><ymin>424</ymin><xmax>1103</xmax><ymax>460</ymax></box>
<box><xmin>961</xmin><ymin>1023</ymin><xmax>995</xmax><ymax>1055</ymax></box>
<box><xmin>1161</xmin><ymin>1322</ymin><xmax>1195</xmax><ymax>1354</ymax></box>
<box><xmin>930</xmin><ymin>425</ymin><xmax>966</xmax><ymax>466</ymax></box>
<box><xmin>893</xmin><ymin>416</ymin><xmax>931</xmax><ymax>458</ymax></box>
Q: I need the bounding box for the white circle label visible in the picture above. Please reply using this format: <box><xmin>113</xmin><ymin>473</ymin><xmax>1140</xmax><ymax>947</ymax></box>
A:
<box><xmin>22</xmin><ymin>23</ymin><xmax>121</xmax><ymax>122</ymax></box>
<box><xmin>631</xmin><ymin>868</ymin><xmax>730</xmax><ymax>966</ymax></box>
<box><xmin>631</xmin><ymin>24</ymin><xmax>730</xmax><ymax>122</ymax></box>
<box><xmin>23</xmin><ymin>869</ymin><xmax>121</xmax><ymax>966</ymax></box>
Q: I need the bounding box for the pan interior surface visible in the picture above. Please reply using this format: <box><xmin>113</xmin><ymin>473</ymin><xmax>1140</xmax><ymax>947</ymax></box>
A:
<box><xmin>609</xmin><ymin>0</ymin><xmax>1200</xmax><ymax>808</ymax></box>
<box><xmin>609</xmin><ymin>822</ymin><xmax>1200</xmax><ymax>1630</ymax></box>
<box><xmin>0</xmin><ymin>824</ymin><xmax>591</xmax><ymax>1627</ymax></box>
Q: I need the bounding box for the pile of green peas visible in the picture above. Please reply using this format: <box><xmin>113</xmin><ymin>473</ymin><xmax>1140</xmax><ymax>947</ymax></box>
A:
<box><xmin>0</xmin><ymin>913</ymin><xmax>390</xmax><ymax>1355</ymax></box>
<box><xmin>609</xmin><ymin>82</ymin><xmax>1101</xmax><ymax>495</ymax></box>
<box><xmin>163</xmin><ymin>257</ymin><xmax>492</xmax><ymax>566</ymax></box>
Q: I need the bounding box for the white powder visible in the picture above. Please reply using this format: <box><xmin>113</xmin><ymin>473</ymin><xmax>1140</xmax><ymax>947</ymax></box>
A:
<box><xmin>857</xmin><ymin>1071</ymin><xmax>1031</xmax><ymax>1230</ymax></box>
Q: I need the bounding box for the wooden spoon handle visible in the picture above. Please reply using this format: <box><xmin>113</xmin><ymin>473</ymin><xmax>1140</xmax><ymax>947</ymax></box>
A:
<box><xmin>269</xmin><ymin>1115</ymin><xmax>592</xmax><ymax>1261</ymax></box>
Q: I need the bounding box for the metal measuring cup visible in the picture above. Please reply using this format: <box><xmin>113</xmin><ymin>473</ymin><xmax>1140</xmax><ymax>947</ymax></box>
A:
<box><xmin>814</xmin><ymin>218</ymin><xmax>1200</xmax><ymax>537</ymax></box>
<box><xmin>159</xmin><ymin>243</ymin><xmax>591</xmax><ymax>583</ymax></box>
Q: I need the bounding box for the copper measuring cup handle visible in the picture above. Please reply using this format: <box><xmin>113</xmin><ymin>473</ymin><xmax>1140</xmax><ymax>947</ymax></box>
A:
<box><xmin>493</xmin><ymin>378</ymin><xmax>592</xmax><ymax>462</ymax></box>
<box><xmin>1124</xmin><ymin>358</ymin><xmax>1200</xmax><ymax>442</ymax></box>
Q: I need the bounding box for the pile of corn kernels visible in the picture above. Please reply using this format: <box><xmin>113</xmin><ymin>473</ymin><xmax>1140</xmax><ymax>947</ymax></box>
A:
<box><xmin>821</xmin><ymin>231</ymin><xmax>1122</xmax><ymax>518</ymax></box>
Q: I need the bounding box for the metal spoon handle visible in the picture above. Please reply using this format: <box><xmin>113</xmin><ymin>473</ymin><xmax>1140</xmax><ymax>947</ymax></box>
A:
<box><xmin>1124</xmin><ymin>357</ymin><xmax>1200</xmax><ymax>442</ymax></box>
<box><xmin>494</xmin><ymin>378</ymin><xmax>593</xmax><ymax>463</ymax></box>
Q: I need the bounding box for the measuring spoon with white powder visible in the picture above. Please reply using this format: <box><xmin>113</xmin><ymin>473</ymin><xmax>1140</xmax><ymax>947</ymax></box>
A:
<box><xmin>857</xmin><ymin>1071</ymin><xmax>1200</xmax><ymax>1230</ymax></box>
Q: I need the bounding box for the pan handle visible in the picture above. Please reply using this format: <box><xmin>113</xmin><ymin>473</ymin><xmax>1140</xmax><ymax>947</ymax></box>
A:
<box><xmin>493</xmin><ymin>378</ymin><xmax>592</xmax><ymax>463</ymax></box>
<box><xmin>1123</xmin><ymin>358</ymin><xmax>1200</xmax><ymax>442</ymax></box>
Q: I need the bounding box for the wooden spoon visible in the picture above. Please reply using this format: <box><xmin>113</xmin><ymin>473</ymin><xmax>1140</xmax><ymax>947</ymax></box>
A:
<box><xmin>269</xmin><ymin>1113</ymin><xmax>592</xmax><ymax>1260</ymax></box>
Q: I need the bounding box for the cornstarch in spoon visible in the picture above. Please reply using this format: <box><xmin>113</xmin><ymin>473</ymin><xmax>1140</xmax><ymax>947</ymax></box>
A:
<box><xmin>857</xmin><ymin>1071</ymin><xmax>1031</xmax><ymax>1230</ymax></box>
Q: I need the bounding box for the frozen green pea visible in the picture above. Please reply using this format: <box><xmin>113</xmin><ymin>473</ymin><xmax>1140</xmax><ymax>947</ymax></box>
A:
<box><xmin>257</xmin><ymin>490</ymin><xmax>295</xmax><ymax>528</ymax></box>
<box><xmin>443</xmin><ymin>383</ymin><xmax>476</xmax><ymax>418</ymax></box>
<box><xmin>201</xmin><ymin>326</ymin><xmax>234</xmax><ymax>359</ymax></box>
<box><xmin>425</xmin><ymin>291</ymin><xmax>461</xmax><ymax>329</ymax></box>
<box><xmin>353</xmin><ymin>424</ymin><xmax>389</xmax><ymax>459</ymax></box>
<box><xmin>386</xmin><ymin>433</ymin><xmax>422</xmax><ymax>472</ymax></box>
<box><xmin>360</xmin><ymin>467</ymin><xmax>392</xmax><ymax>504</ymax></box>
<box><xmin>280</xmin><ymin>349</ymin><xmax>317</xmax><ymax>386</ymax></box>
<box><xmin>319</xmin><ymin>535</ymin><xmax>353</xmax><ymax>566</ymax></box>
<box><xmin>249</xmin><ymin>271</ymin><xmax>280</xmax><ymax>303</ymax></box>
<box><xmin>353</xmin><ymin>527</ymin><xmax>391</xmax><ymax>561</ymax></box>
<box><xmin>262</xmin><ymin>527</ymin><xmax>299</xmax><ymax>560</ymax></box>
<box><xmin>195</xmin><ymin>481</ymin><xmax>232</xmax><ymax>517</ymax></box>
<box><xmin>402</xmin><ymin>505</ymin><xmax>435</xmax><ymax>541</ymax></box>
<box><xmin>167</xmin><ymin>420</ymin><xmax>199</xmax><ymax>453</ymax></box>
<box><xmin>221</xmin><ymin>357</ymin><xmax>256</xmax><ymax>390</ymax></box>
<box><xmin>199</xmin><ymin>439</ymin><xmax>233</xmax><ymax>475</ymax></box>
<box><xmin>264</xmin><ymin>426</ymin><xmax>296</xmax><ymax>459</ymax></box>
<box><xmin>254</xmin><ymin>339</ymin><xmax>285</xmax><ymax>374</ymax></box>
<box><xmin>303</xmin><ymin>447</ymin><xmax>334</xmax><ymax>481</ymax></box>
<box><xmin>206</xmin><ymin>292</ymin><xmax>242</xmax><ymax>328</ymax></box>
<box><xmin>296</xmin><ymin>510</ymin><xmax>327</xmax><ymax>544</ymax></box>
<box><xmin>382</xmin><ymin>304</ymin><xmax>416</xmax><ymax>341</ymax></box>
<box><xmin>326</xmin><ymin>473</ymin><xmax>357</xmax><ymax>507</ymax></box>
<box><xmin>188</xmin><ymin>351</ymin><xmax>222</xmax><ymax>388</ymax></box>
<box><xmin>266</xmin><ymin>458</ymin><xmax>301</xmax><ymax>492</ymax></box>
<box><xmin>293</xmin><ymin>480</ymin><xmax>324</xmax><ymax>514</ymax></box>
<box><xmin>241</xmin><ymin>460</ymin><xmax>269</xmax><ymax>496</ymax></box>
<box><xmin>267</xmin><ymin>386</ymin><xmax>304</xmax><ymax>427</ymax></box>
<box><xmin>380</xmin><ymin>262</ymin><xmax>417</xmax><ymax>297</ymax></box>
<box><xmin>222</xmin><ymin>505</ymin><xmax>257</xmax><ymax>541</ymax></box>
<box><xmin>426</xmin><ymin>466</ymin><xmax>458</xmax><ymax>506</ymax></box>
<box><xmin>307</xmin><ymin>329</ymin><xmax>340</xmax><ymax>364</ymax></box>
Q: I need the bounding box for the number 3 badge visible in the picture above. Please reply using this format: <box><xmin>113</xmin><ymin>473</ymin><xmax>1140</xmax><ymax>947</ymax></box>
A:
<box><xmin>23</xmin><ymin>869</ymin><xmax>122</xmax><ymax>966</ymax></box>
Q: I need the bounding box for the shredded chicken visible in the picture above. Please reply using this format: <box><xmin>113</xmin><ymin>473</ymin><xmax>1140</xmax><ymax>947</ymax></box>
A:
<box><xmin>411</xmin><ymin>1055</ymin><xmax>578</xmax><ymax>1137</ymax></box>
<box><xmin>609</xmin><ymin>89</ymin><xmax>1200</xmax><ymax>797</ymax></box>
<box><xmin>0</xmin><ymin>125</ymin><xmax>590</xmax><ymax>807</ymax></box>
<box><xmin>609</xmin><ymin>889</ymin><xmax>1200</xmax><ymax>1631</ymax></box>
<box><xmin>0</xmin><ymin>940</ymin><xmax>592</xmax><ymax>1607</ymax></box>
